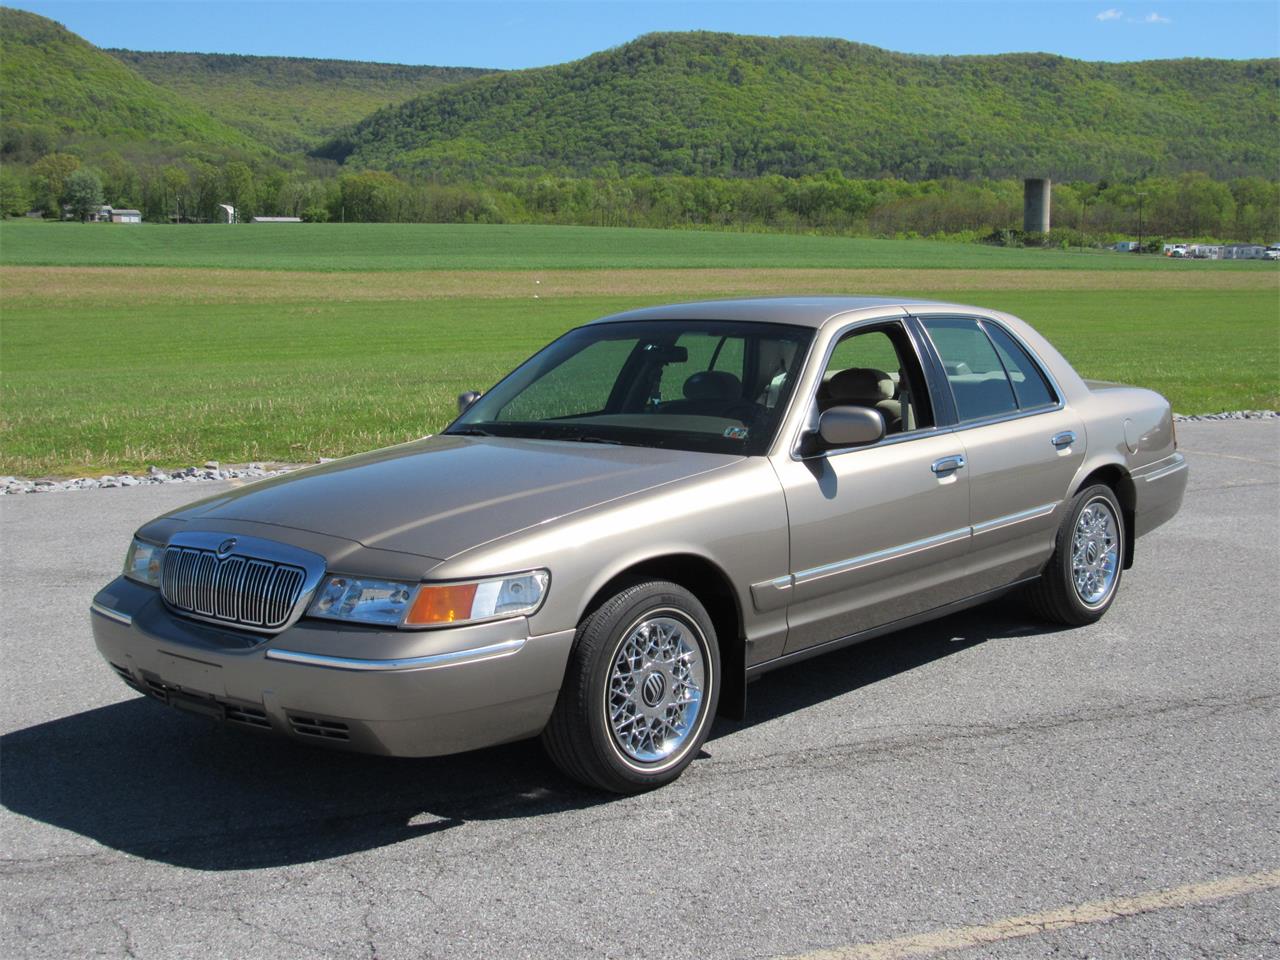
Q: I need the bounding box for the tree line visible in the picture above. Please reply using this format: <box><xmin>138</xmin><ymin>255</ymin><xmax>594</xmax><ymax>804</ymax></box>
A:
<box><xmin>2</xmin><ymin>153</ymin><xmax>1276</xmax><ymax>244</ymax></box>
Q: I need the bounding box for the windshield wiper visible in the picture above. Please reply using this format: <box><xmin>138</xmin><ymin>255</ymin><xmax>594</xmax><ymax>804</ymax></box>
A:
<box><xmin>565</xmin><ymin>435</ymin><xmax>624</xmax><ymax>445</ymax></box>
<box><xmin>446</xmin><ymin>426</ymin><xmax>494</xmax><ymax>437</ymax></box>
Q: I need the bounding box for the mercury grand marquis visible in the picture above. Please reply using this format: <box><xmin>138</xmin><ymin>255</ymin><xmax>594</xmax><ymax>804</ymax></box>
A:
<box><xmin>91</xmin><ymin>297</ymin><xmax>1188</xmax><ymax>793</ymax></box>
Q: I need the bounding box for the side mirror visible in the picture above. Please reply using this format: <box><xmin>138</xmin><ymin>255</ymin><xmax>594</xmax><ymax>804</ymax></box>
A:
<box><xmin>457</xmin><ymin>391</ymin><xmax>482</xmax><ymax>415</ymax></box>
<box><xmin>817</xmin><ymin>406</ymin><xmax>884</xmax><ymax>449</ymax></box>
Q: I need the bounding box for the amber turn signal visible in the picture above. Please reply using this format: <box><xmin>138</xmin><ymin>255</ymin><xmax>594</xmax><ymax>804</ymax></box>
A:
<box><xmin>406</xmin><ymin>583</ymin><xmax>479</xmax><ymax>626</ymax></box>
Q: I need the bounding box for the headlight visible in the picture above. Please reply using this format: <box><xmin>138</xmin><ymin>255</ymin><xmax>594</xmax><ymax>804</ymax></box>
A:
<box><xmin>308</xmin><ymin>577</ymin><xmax>415</xmax><ymax>626</ymax></box>
<box><xmin>307</xmin><ymin>570</ymin><xmax>549</xmax><ymax>628</ymax></box>
<box><xmin>124</xmin><ymin>539</ymin><xmax>162</xmax><ymax>587</ymax></box>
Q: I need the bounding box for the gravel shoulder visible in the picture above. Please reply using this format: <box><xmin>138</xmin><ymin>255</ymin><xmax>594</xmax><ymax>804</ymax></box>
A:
<box><xmin>1</xmin><ymin>420</ymin><xmax>1276</xmax><ymax>960</ymax></box>
<box><xmin>3</xmin><ymin>414</ymin><xmax>1275</xmax><ymax>493</ymax></box>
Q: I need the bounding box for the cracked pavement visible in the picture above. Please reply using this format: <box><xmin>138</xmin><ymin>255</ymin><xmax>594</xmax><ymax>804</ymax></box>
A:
<box><xmin>2</xmin><ymin>421</ymin><xmax>1277</xmax><ymax>959</ymax></box>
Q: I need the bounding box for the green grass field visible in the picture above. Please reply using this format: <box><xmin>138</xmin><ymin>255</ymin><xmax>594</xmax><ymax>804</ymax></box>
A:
<box><xmin>2</xmin><ymin>220</ymin><xmax>1272</xmax><ymax>272</ymax></box>
<box><xmin>1</xmin><ymin>222</ymin><xmax>1276</xmax><ymax>477</ymax></box>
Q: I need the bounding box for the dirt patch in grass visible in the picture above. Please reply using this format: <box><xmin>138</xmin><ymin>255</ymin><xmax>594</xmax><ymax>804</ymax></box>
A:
<box><xmin>4</xmin><ymin>266</ymin><xmax>1275</xmax><ymax>305</ymax></box>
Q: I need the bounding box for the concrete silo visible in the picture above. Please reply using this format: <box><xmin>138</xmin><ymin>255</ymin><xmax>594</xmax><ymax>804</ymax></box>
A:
<box><xmin>1023</xmin><ymin>178</ymin><xmax>1051</xmax><ymax>233</ymax></box>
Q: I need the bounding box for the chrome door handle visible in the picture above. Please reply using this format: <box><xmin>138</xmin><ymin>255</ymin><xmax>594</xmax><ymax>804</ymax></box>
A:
<box><xmin>1051</xmin><ymin>431</ymin><xmax>1077</xmax><ymax>449</ymax></box>
<box><xmin>931</xmin><ymin>455</ymin><xmax>966</xmax><ymax>474</ymax></box>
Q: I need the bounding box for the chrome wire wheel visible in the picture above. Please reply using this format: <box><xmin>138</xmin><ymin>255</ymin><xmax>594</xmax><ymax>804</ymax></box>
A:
<box><xmin>1072</xmin><ymin>497</ymin><xmax>1120</xmax><ymax>606</ymax></box>
<box><xmin>606</xmin><ymin>613</ymin><xmax>706</xmax><ymax>765</ymax></box>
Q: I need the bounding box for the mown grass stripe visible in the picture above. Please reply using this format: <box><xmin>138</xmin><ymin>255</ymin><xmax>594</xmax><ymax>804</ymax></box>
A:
<box><xmin>2</xmin><ymin>266</ymin><xmax>1274</xmax><ymax>305</ymax></box>
<box><xmin>3</xmin><ymin>221</ymin><xmax>1273</xmax><ymax>272</ymax></box>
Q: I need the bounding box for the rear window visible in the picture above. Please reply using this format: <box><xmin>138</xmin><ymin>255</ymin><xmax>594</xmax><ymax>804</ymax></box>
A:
<box><xmin>983</xmin><ymin>323</ymin><xmax>1057</xmax><ymax>409</ymax></box>
<box><xmin>922</xmin><ymin>318</ymin><xmax>1019</xmax><ymax>422</ymax></box>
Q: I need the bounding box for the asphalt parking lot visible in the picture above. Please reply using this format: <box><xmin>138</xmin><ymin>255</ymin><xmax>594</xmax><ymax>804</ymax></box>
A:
<box><xmin>2</xmin><ymin>420</ymin><xmax>1277</xmax><ymax>960</ymax></box>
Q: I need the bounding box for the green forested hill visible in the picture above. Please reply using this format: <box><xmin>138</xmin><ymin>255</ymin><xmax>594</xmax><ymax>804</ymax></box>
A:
<box><xmin>0</xmin><ymin>7</ymin><xmax>262</xmax><ymax>160</ymax></box>
<box><xmin>1</xmin><ymin>11</ymin><xmax>1274</xmax><ymax>239</ymax></box>
<box><xmin>107</xmin><ymin>50</ymin><xmax>496</xmax><ymax>151</ymax></box>
<box><xmin>319</xmin><ymin>32</ymin><xmax>1280</xmax><ymax>181</ymax></box>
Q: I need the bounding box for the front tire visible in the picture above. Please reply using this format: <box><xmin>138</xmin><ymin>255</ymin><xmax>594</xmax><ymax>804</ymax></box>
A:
<box><xmin>1027</xmin><ymin>484</ymin><xmax>1125</xmax><ymax>626</ymax></box>
<box><xmin>541</xmin><ymin>580</ymin><xmax>720</xmax><ymax>794</ymax></box>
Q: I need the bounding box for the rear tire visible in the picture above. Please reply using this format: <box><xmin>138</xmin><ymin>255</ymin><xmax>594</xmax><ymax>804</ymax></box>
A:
<box><xmin>1026</xmin><ymin>484</ymin><xmax>1125</xmax><ymax>626</ymax></box>
<box><xmin>541</xmin><ymin>580</ymin><xmax>720</xmax><ymax>794</ymax></box>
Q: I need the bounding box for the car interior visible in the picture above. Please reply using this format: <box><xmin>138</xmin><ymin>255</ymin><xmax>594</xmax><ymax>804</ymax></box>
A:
<box><xmin>815</xmin><ymin>323</ymin><xmax>933</xmax><ymax>437</ymax></box>
<box><xmin>922</xmin><ymin>318</ymin><xmax>1057</xmax><ymax>423</ymax></box>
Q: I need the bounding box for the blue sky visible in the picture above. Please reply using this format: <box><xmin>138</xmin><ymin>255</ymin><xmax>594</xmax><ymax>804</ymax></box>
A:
<box><xmin>9</xmin><ymin>1</ymin><xmax>1278</xmax><ymax>67</ymax></box>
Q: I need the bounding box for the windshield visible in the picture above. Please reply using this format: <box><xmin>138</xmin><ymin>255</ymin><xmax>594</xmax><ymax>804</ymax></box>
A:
<box><xmin>447</xmin><ymin>319</ymin><xmax>814</xmax><ymax>455</ymax></box>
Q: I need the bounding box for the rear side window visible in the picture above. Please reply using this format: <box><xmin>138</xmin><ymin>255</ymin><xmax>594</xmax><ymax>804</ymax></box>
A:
<box><xmin>922</xmin><ymin>318</ymin><xmax>1018</xmax><ymax>422</ymax></box>
<box><xmin>983</xmin><ymin>323</ymin><xmax>1057</xmax><ymax>409</ymax></box>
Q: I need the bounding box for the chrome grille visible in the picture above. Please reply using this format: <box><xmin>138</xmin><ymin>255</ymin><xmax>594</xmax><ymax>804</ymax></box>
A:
<box><xmin>161</xmin><ymin>545</ymin><xmax>306</xmax><ymax>630</ymax></box>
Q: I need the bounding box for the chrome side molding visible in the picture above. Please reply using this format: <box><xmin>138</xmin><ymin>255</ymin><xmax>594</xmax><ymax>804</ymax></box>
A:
<box><xmin>1139</xmin><ymin>453</ymin><xmax>1188</xmax><ymax>483</ymax></box>
<box><xmin>779</xmin><ymin>500</ymin><xmax>1062</xmax><ymax>589</ymax></box>
<box><xmin>793</xmin><ymin>526</ymin><xmax>972</xmax><ymax>586</ymax></box>
<box><xmin>971</xmin><ymin>502</ymin><xmax>1059</xmax><ymax>536</ymax></box>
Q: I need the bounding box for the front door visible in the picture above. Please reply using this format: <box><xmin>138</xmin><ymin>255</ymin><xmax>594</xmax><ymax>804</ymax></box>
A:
<box><xmin>771</xmin><ymin>320</ymin><xmax>974</xmax><ymax>656</ymax></box>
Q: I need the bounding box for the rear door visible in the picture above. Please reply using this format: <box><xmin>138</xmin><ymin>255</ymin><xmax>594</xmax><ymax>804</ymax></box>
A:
<box><xmin>914</xmin><ymin>314</ymin><xmax>1086</xmax><ymax>593</ymax></box>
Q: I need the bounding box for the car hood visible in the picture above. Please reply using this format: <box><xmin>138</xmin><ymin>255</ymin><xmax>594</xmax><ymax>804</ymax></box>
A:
<box><xmin>161</xmin><ymin>435</ymin><xmax>740</xmax><ymax>561</ymax></box>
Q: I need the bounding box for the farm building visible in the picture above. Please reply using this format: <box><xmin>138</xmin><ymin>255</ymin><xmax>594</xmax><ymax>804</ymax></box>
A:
<box><xmin>1189</xmin><ymin>244</ymin><xmax>1223</xmax><ymax>260</ymax></box>
<box><xmin>251</xmin><ymin>216</ymin><xmax>303</xmax><ymax>223</ymax></box>
<box><xmin>1222</xmin><ymin>244</ymin><xmax>1266</xmax><ymax>260</ymax></box>
<box><xmin>63</xmin><ymin>204</ymin><xmax>142</xmax><ymax>223</ymax></box>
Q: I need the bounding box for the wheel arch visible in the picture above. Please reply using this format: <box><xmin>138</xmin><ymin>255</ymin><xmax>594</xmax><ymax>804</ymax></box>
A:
<box><xmin>1074</xmin><ymin>462</ymin><xmax>1136</xmax><ymax>569</ymax></box>
<box><xmin>580</xmin><ymin>553</ymin><xmax>748</xmax><ymax>721</ymax></box>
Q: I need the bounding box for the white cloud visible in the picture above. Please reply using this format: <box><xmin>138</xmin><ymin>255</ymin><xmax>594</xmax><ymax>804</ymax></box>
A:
<box><xmin>1142</xmin><ymin>11</ymin><xmax>1172</xmax><ymax>23</ymax></box>
<box><xmin>1096</xmin><ymin>8</ymin><xmax>1124</xmax><ymax>21</ymax></box>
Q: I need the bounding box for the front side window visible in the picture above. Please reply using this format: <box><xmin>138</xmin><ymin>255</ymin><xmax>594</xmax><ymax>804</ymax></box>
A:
<box><xmin>922</xmin><ymin>318</ymin><xmax>1019</xmax><ymax>422</ymax></box>
<box><xmin>449</xmin><ymin>320</ymin><xmax>814</xmax><ymax>455</ymax></box>
<box><xmin>818</xmin><ymin>323</ymin><xmax>933</xmax><ymax>435</ymax></box>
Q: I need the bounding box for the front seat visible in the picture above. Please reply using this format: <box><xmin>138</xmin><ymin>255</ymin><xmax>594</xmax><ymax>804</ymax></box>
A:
<box><xmin>824</xmin><ymin>367</ymin><xmax>902</xmax><ymax>433</ymax></box>
<box><xmin>659</xmin><ymin>370</ymin><xmax>758</xmax><ymax>423</ymax></box>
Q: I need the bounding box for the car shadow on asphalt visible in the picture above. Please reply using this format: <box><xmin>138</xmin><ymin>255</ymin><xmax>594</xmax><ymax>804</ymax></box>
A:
<box><xmin>1</xmin><ymin>599</ymin><xmax>1056</xmax><ymax>872</ymax></box>
<box><xmin>722</xmin><ymin>598</ymin><xmax>1054</xmax><ymax>733</ymax></box>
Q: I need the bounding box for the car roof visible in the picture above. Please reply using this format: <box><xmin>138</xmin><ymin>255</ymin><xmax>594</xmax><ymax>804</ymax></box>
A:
<box><xmin>588</xmin><ymin>296</ymin><xmax>976</xmax><ymax>330</ymax></box>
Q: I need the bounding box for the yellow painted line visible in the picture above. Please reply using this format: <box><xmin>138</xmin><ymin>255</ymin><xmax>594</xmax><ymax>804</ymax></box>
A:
<box><xmin>781</xmin><ymin>869</ymin><xmax>1280</xmax><ymax>960</ymax></box>
<box><xmin>1180</xmin><ymin>448</ymin><xmax>1279</xmax><ymax>466</ymax></box>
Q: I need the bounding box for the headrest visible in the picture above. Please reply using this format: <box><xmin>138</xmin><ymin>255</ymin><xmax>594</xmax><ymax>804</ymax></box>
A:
<box><xmin>683</xmin><ymin>370</ymin><xmax>742</xmax><ymax>401</ymax></box>
<box><xmin>828</xmin><ymin>367</ymin><xmax>893</xmax><ymax>403</ymax></box>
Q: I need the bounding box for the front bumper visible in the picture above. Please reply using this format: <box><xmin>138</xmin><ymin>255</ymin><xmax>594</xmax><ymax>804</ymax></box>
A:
<box><xmin>90</xmin><ymin>576</ymin><xmax>576</xmax><ymax>757</ymax></box>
